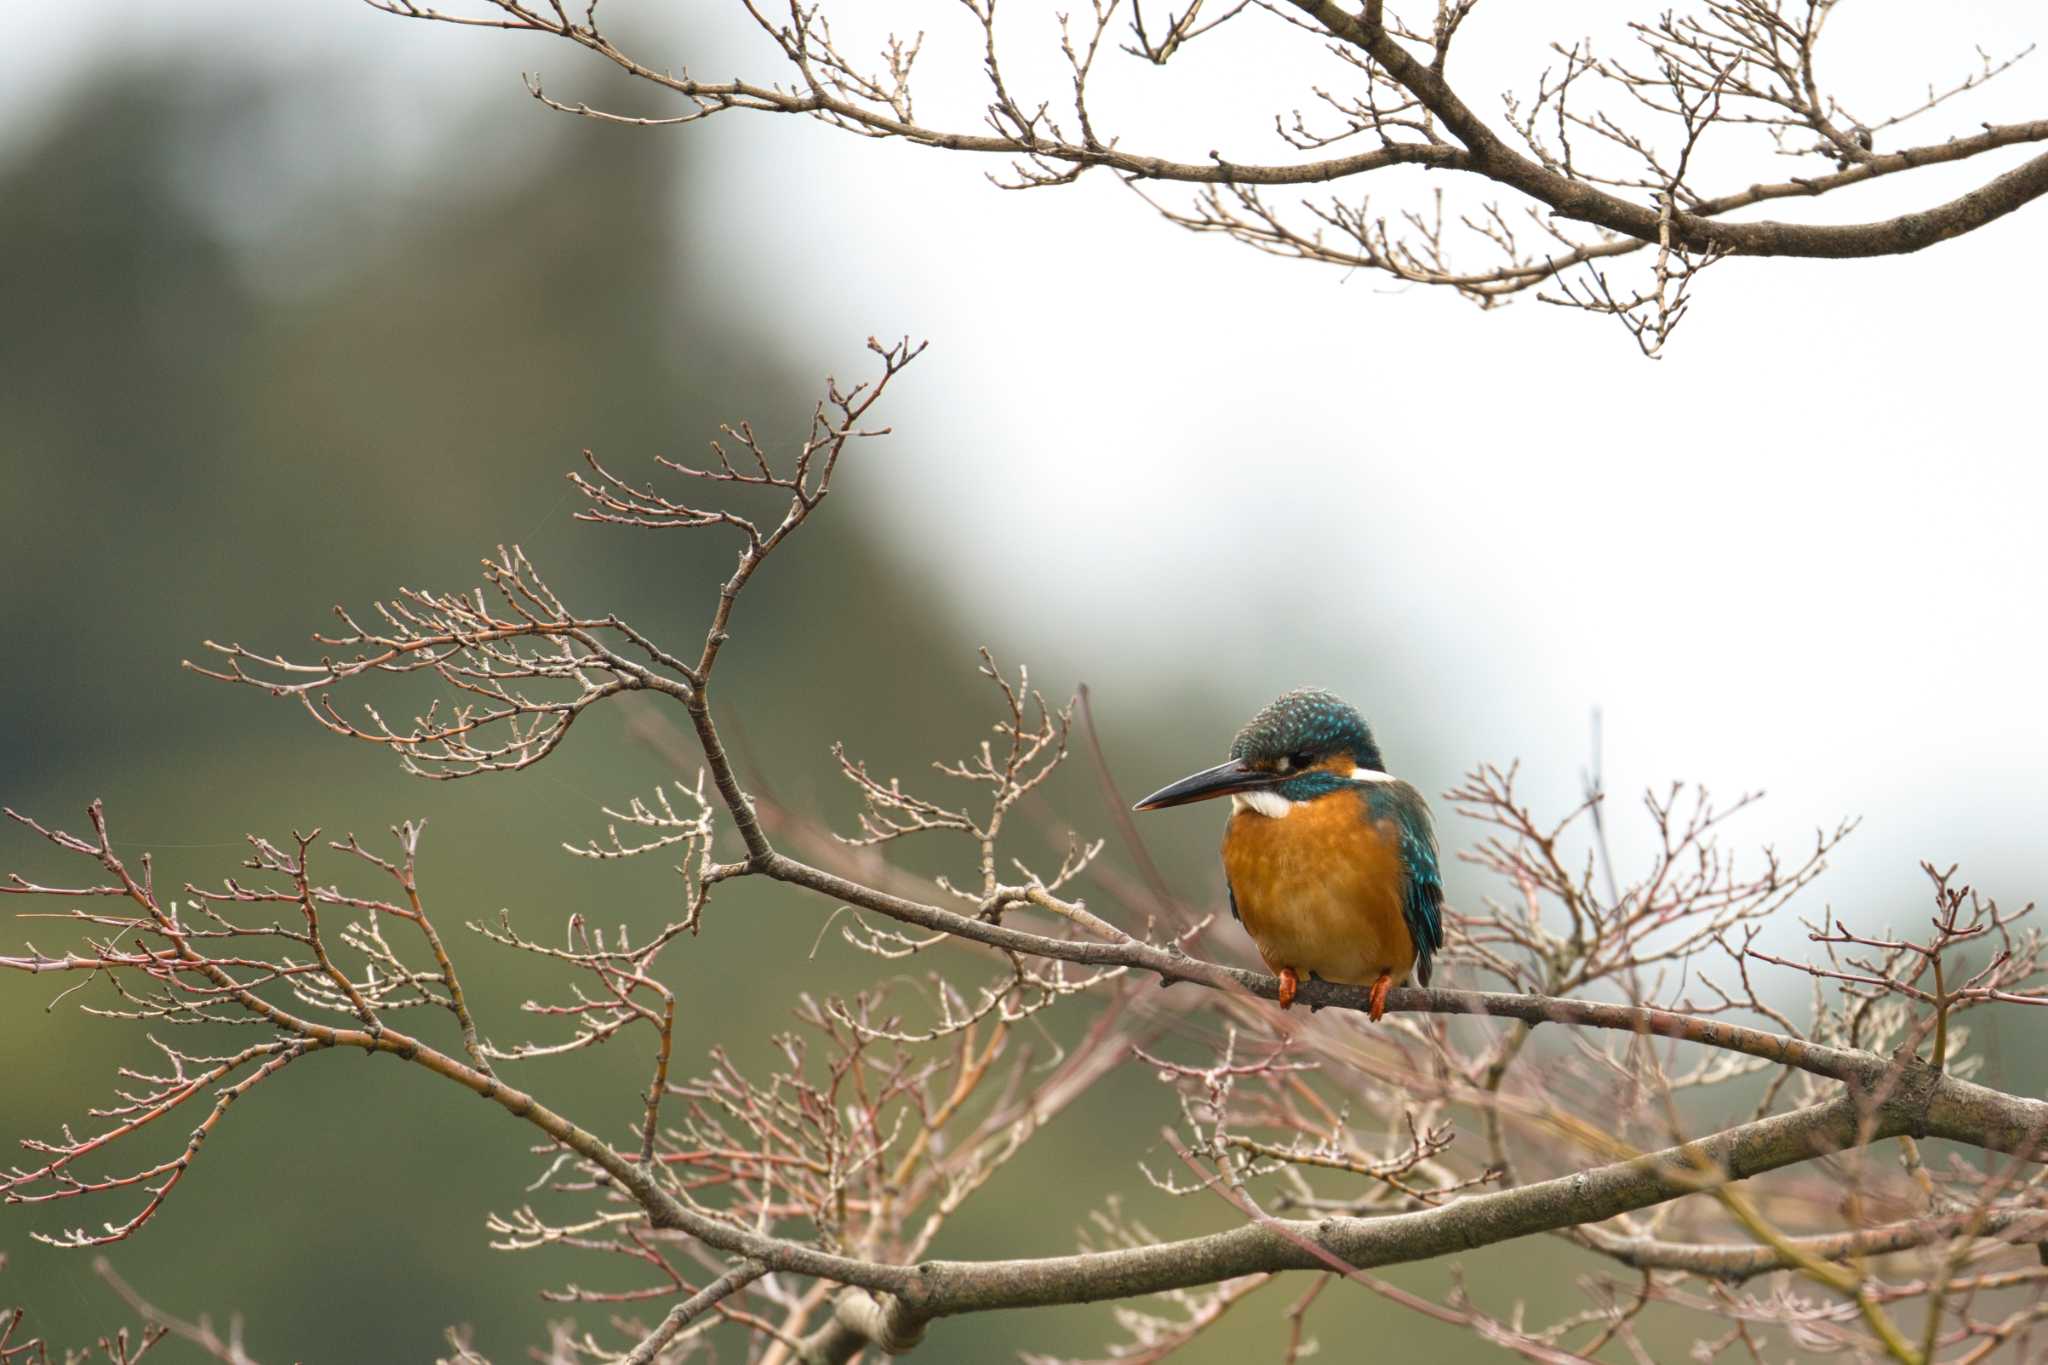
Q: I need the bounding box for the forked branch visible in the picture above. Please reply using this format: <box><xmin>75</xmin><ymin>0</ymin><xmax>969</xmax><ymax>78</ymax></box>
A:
<box><xmin>10</xmin><ymin>342</ymin><xmax>2048</xmax><ymax>1363</ymax></box>
<box><xmin>359</xmin><ymin>0</ymin><xmax>2046</xmax><ymax>352</ymax></box>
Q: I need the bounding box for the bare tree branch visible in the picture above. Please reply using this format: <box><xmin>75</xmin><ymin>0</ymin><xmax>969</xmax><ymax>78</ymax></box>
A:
<box><xmin>11</xmin><ymin>342</ymin><xmax>2048</xmax><ymax>1361</ymax></box>
<box><xmin>356</xmin><ymin>0</ymin><xmax>2045</xmax><ymax>352</ymax></box>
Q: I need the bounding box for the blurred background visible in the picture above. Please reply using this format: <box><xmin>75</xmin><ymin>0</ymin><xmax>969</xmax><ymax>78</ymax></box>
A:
<box><xmin>3</xmin><ymin>2</ymin><xmax>2043</xmax><ymax>1360</ymax></box>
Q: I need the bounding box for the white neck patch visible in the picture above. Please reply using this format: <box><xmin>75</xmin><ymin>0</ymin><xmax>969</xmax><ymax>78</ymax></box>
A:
<box><xmin>1349</xmin><ymin>768</ymin><xmax>1396</xmax><ymax>784</ymax></box>
<box><xmin>1231</xmin><ymin>789</ymin><xmax>1295</xmax><ymax>819</ymax></box>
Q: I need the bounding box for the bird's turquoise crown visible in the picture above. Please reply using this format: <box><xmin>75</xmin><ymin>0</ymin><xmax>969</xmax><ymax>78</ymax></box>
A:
<box><xmin>1229</xmin><ymin>688</ymin><xmax>1387</xmax><ymax>803</ymax></box>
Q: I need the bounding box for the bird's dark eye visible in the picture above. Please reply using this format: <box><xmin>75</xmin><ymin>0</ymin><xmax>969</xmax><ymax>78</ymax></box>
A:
<box><xmin>1289</xmin><ymin>752</ymin><xmax>1313</xmax><ymax>771</ymax></box>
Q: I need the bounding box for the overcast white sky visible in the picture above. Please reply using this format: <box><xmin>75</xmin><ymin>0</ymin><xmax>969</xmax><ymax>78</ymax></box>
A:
<box><xmin>12</xmin><ymin>1</ymin><xmax>2044</xmax><ymax>932</ymax></box>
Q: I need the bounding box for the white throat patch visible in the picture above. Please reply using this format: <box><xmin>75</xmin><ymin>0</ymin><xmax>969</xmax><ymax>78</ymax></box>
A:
<box><xmin>1349</xmin><ymin>768</ymin><xmax>1395</xmax><ymax>784</ymax></box>
<box><xmin>1231</xmin><ymin>789</ymin><xmax>1295</xmax><ymax>819</ymax></box>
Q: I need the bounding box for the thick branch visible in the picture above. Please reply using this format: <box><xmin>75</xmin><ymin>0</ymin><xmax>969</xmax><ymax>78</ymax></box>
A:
<box><xmin>1291</xmin><ymin>0</ymin><xmax>2048</xmax><ymax>258</ymax></box>
<box><xmin>379</xmin><ymin>0</ymin><xmax>2048</xmax><ymax>263</ymax></box>
<box><xmin>423</xmin><ymin>1021</ymin><xmax>2035</xmax><ymax>1349</ymax></box>
<box><xmin>878</xmin><ymin>1086</ymin><xmax>2025</xmax><ymax>1322</ymax></box>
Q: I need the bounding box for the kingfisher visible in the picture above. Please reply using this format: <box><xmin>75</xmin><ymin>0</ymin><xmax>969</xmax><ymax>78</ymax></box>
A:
<box><xmin>1134</xmin><ymin>689</ymin><xmax>1442</xmax><ymax>1020</ymax></box>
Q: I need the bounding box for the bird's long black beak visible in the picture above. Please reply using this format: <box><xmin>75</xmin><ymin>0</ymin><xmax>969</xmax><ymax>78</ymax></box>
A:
<box><xmin>1133</xmin><ymin>758</ymin><xmax>1284</xmax><ymax>811</ymax></box>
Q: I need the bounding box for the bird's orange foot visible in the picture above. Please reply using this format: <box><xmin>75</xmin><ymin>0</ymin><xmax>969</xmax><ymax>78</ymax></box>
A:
<box><xmin>1277</xmin><ymin>966</ymin><xmax>1300</xmax><ymax>1010</ymax></box>
<box><xmin>1368</xmin><ymin>970</ymin><xmax>1392</xmax><ymax>1022</ymax></box>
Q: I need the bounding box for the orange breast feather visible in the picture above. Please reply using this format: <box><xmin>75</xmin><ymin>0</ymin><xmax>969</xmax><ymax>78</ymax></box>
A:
<box><xmin>1221</xmin><ymin>792</ymin><xmax>1417</xmax><ymax>987</ymax></box>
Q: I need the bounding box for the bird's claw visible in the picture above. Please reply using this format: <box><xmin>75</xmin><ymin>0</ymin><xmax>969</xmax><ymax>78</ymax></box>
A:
<box><xmin>1368</xmin><ymin>971</ymin><xmax>1392</xmax><ymax>1022</ymax></box>
<box><xmin>1277</xmin><ymin>966</ymin><xmax>1299</xmax><ymax>1010</ymax></box>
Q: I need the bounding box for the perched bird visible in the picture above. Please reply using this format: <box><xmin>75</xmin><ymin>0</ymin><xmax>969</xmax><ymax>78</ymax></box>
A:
<box><xmin>1134</xmin><ymin>689</ymin><xmax>1442</xmax><ymax>1020</ymax></box>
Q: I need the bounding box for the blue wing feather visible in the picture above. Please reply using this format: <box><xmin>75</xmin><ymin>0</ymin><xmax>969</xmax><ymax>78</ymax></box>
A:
<box><xmin>1365</xmin><ymin>782</ymin><xmax>1444</xmax><ymax>986</ymax></box>
<box><xmin>1398</xmin><ymin>804</ymin><xmax>1444</xmax><ymax>986</ymax></box>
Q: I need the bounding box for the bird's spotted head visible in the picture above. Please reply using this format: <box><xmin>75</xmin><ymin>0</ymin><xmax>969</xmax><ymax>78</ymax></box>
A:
<box><xmin>1229</xmin><ymin>688</ymin><xmax>1385</xmax><ymax>782</ymax></box>
<box><xmin>1133</xmin><ymin>688</ymin><xmax>1389</xmax><ymax>815</ymax></box>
